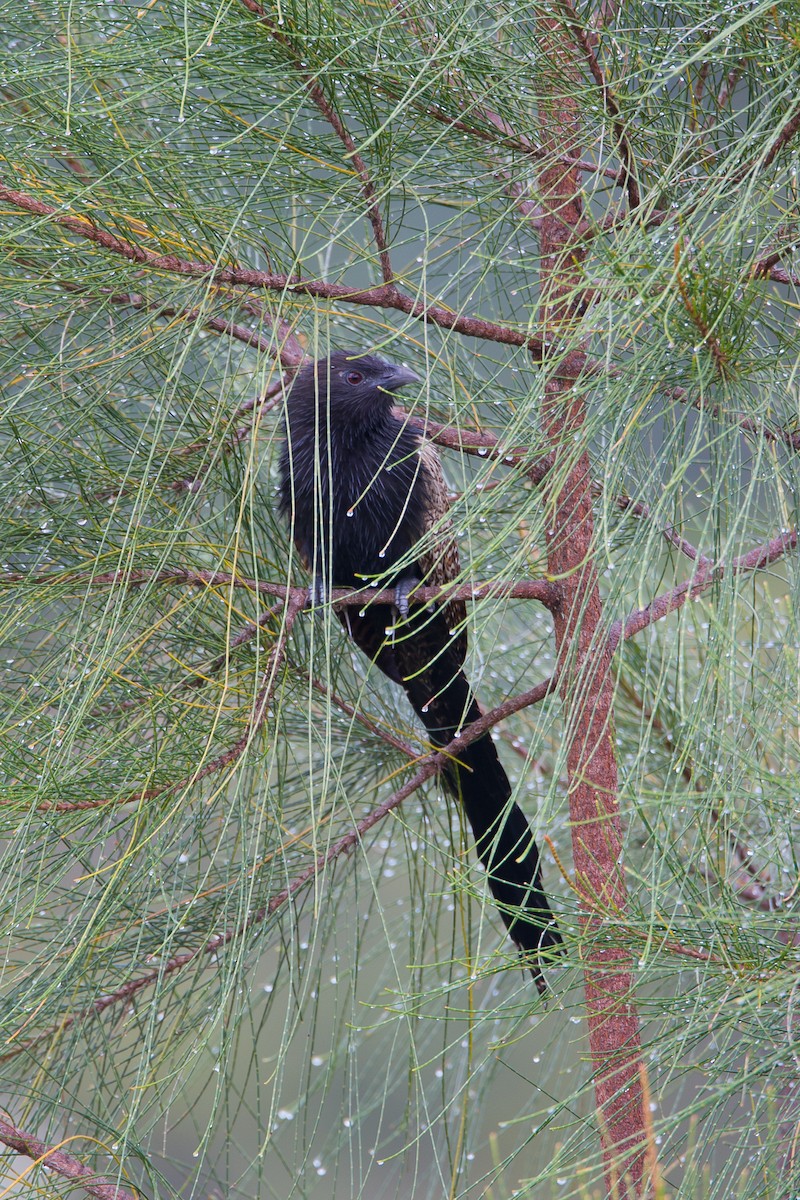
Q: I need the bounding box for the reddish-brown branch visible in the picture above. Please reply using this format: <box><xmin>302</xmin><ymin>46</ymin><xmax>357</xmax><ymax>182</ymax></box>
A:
<box><xmin>0</xmin><ymin>566</ymin><xmax>559</xmax><ymax>612</ymax></box>
<box><xmin>7</xmin><ymin>524</ymin><xmax>792</xmax><ymax>701</ymax></box>
<box><xmin>0</xmin><ymin>179</ymin><xmax>546</xmax><ymax>357</ymax></box>
<box><xmin>0</xmin><ymin>1119</ymin><xmax>137</xmax><ymax>1200</ymax></box>
<box><xmin>403</xmin><ymin>413</ymin><xmax>556</xmax><ymax>480</ymax></box>
<box><xmin>753</xmin><ymin>260</ymin><xmax>800</xmax><ymax>287</ymax></box>
<box><xmin>751</xmin><ymin>240</ymin><xmax>800</xmax><ymax>287</ymax></box>
<box><xmin>610</xmin><ymin>528</ymin><xmax>798</xmax><ymax>650</ymax></box>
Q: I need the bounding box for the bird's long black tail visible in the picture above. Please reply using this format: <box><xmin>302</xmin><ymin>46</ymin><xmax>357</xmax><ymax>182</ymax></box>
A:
<box><xmin>345</xmin><ymin>605</ymin><xmax>562</xmax><ymax>985</ymax></box>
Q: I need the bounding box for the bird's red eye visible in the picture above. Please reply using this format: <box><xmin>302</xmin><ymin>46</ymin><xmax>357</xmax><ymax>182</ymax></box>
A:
<box><xmin>346</xmin><ymin>370</ymin><xmax>364</xmax><ymax>385</ymax></box>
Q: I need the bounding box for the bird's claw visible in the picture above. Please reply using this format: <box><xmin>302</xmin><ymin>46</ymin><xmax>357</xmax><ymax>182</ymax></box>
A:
<box><xmin>393</xmin><ymin>578</ymin><xmax>416</xmax><ymax>621</ymax></box>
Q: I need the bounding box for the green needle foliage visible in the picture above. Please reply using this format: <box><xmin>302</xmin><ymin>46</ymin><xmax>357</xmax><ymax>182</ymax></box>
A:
<box><xmin>0</xmin><ymin>1</ymin><xmax>798</xmax><ymax>1198</ymax></box>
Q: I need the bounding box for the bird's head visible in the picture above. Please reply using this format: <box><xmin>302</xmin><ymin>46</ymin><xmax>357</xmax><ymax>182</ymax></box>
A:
<box><xmin>288</xmin><ymin>351</ymin><xmax>420</xmax><ymax>423</ymax></box>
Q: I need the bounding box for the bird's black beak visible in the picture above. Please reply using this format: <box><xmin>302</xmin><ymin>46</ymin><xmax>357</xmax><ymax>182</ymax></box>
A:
<box><xmin>379</xmin><ymin>362</ymin><xmax>421</xmax><ymax>393</ymax></box>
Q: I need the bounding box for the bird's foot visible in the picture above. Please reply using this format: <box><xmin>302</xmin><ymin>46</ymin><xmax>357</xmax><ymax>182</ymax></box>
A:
<box><xmin>392</xmin><ymin>577</ymin><xmax>418</xmax><ymax>621</ymax></box>
<box><xmin>307</xmin><ymin>578</ymin><xmax>328</xmax><ymax>609</ymax></box>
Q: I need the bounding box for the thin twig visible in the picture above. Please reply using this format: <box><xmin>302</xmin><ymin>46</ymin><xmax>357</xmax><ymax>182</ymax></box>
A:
<box><xmin>597</xmin><ymin>90</ymin><xmax>800</xmax><ymax>235</ymax></box>
<box><xmin>616</xmin><ymin>676</ymin><xmax>771</xmax><ymax>901</ymax></box>
<box><xmin>239</xmin><ymin>0</ymin><xmax>394</xmax><ymax>282</ymax></box>
<box><xmin>308</xmin><ymin>676</ymin><xmax>419</xmax><ymax>759</ymax></box>
<box><xmin>557</xmin><ymin>840</ymin><xmax>715</xmax><ymax>964</ymax></box>
<box><xmin>674</xmin><ymin>239</ymin><xmax>730</xmax><ymax>379</ymax></box>
<box><xmin>665</xmin><ymin>381</ymin><xmax>800</xmax><ymax>454</ymax></box>
<box><xmin>169</xmin><ymin>369</ymin><xmax>300</xmax><ymax>493</ymax></box>
<box><xmin>608</xmin><ymin>492</ymin><xmax>713</xmax><ymax>566</ymax></box>
<box><xmin>692</xmin><ymin>60</ymin><xmax>710</xmax><ymax>125</ymax></box>
<box><xmin>20</xmin><ymin>592</ymin><xmax>304</xmax><ymax>813</ymax></box>
<box><xmin>716</xmin><ymin>64</ymin><xmax>743</xmax><ymax>112</ymax></box>
<box><xmin>52</xmin><ymin>279</ymin><xmax>301</xmax><ymax>359</ymax></box>
<box><xmin>556</xmin><ymin>0</ymin><xmax>641</xmax><ymax>209</ymax></box>
<box><xmin>731</xmin><ymin>95</ymin><xmax>800</xmax><ymax>185</ymax></box>
<box><xmin>382</xmin><ymin>86</ymin><xmax>625</xmax><ymax>183</ymax></box>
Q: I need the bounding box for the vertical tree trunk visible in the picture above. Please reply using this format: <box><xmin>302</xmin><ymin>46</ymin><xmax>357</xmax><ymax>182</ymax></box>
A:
<box><xmin>535</xmin><ymin>19</ymin><xmax>650</xmax><ymax>1198</ymax></box>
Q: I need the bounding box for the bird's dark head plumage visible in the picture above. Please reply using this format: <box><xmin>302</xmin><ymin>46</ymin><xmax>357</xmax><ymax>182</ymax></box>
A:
<box><xmin>287</xmin><ymin>351</ymin><xmax>419</xmax><ymax>427</ymax></box>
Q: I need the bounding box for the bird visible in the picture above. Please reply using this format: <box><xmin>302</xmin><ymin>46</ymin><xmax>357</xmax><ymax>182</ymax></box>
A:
<box><xmin>278</xmin><ymin>351</ymin><xmax>562</xmax><ymax>986</ymax></box>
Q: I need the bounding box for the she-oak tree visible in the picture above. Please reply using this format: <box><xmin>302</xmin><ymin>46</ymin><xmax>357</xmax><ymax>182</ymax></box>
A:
<box><xmin>0</xmin><ymin>3</ymin><xmax>798</xmax><ymax>1199</ymax></box>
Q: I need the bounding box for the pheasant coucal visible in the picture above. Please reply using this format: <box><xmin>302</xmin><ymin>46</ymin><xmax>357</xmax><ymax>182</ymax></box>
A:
<box><xmin>279</xmin><ymin>351</ymin><xmax>562</xmax><ymax>985</ymax></box>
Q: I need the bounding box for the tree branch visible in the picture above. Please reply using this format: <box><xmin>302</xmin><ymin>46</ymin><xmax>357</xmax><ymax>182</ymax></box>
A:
<box><xmin>0</xmin><ymin>1119</ymin><xmax>138</xmax><ymax>1200</ymax></box>
<box><xmin>610</xmin><ymin>528</ymin><xmax>798</xmax><ymax>650</ymax></box>
<box><xmin>1</xmin><ymin>567</ymin><xmax>559</xmax><ymax>612</ymax></box>
<box><xmin>0</xmin><ymin>179</ymin><xmax>546</xmax><ymax>356</ymax></box>
<box><xmin>55</xmin><ymin>279</ymin><xmax>299</xmax><ymax>358</ymax></box>
<box><xmin>716</xmin><ymin>63</ymin><xmax>743</xmax><ymax>112</ymax></box>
